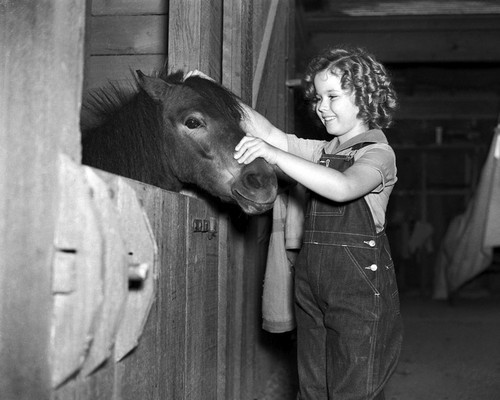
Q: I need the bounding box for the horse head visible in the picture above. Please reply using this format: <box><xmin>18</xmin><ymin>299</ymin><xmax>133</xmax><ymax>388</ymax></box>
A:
<box><xmin>137</xmin><ymin>71</ymin><xmax>279</xmax><ymax>214</ymax></box>
<box><xmin>82</xmin><ymin>69</ymin><xmax>280</xmax><ymax>215</ymax></box>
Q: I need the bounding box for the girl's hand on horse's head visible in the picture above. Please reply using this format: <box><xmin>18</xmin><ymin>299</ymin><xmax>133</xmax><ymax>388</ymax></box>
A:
<box><xmin>239</xmin><ymin>104</ymin><xmax>274</xmax><ymax>141</ymax></box>
<box><xmin>234</xmin><ymin>136</ymin><xmax>278</xmax><ymax>165</ymax></box>
<box><xmin>184</xmin><ymin>70</ymin><xmax>215</xmax><ymax>82</ymax></box>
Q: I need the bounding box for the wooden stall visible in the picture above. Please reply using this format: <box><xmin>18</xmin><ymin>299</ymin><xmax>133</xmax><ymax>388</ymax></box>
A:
<box><xmin>1</xmin><ymin>1</ymin><xmax>295</xmax><ymax>399</ymax></box>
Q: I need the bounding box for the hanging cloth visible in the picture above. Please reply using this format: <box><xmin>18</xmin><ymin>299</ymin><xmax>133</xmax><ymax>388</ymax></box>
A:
<box><xmin>262</xmin><ymin>184</ymin><xmax>306</xmax><ymax>333</ymax></box>
<box><xmin>433</xmin><ymin>126</ymin><xmax>500</xmax><ymax>299</ymax></box>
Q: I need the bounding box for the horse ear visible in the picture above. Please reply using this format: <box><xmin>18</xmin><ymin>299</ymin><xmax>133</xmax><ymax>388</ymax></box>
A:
<box><xmin>136</xmin><ymin>70</ymin><xmax>170</xmax><ymax>101</ymax></box>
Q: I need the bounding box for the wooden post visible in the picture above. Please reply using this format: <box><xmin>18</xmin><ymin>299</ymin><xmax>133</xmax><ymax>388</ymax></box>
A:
<box><xmin>168</xmin><ymin>0</ymin><xmax>223</xmax><ymax>79</ymax></box>
<box><xmin>0</xmin><ymin>1</ymin><xmax>85</xmax><ymax>399</ymax></box>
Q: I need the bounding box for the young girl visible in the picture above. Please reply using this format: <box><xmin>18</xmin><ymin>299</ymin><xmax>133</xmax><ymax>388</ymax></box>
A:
<box><xmin>234</xmin><ymin>46</ymin><xmax>403</xmax><ymax>400</ymax></box>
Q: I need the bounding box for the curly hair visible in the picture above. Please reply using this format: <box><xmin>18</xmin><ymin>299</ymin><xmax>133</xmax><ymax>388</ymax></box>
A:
<box><xmin>303</xmin><ymin>45</ymin><xmax>397</xmax><ymax>130</ymax></box>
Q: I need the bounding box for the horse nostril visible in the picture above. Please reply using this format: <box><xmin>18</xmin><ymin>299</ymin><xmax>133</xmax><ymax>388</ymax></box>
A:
<box><xmin>245</xmin><ymin>173</ymin><xmax>265</xmax><ymax>189</ymax></box>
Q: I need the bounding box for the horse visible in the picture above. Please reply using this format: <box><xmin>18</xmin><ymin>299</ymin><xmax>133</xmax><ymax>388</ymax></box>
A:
<box><xmin>80</xmin><ymin>69</ymin><xmax>278</xmax><ymax>215</ymax></box>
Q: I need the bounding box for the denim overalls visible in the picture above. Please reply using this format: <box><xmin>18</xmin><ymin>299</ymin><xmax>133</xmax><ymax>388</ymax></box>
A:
<box><xmin>294</xmin><ymin>142</ymin><xmax>403</xmax><ymax>400</ymax></box>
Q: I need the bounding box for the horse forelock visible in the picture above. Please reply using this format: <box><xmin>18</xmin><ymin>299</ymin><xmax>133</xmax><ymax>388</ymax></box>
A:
<box><xmin>182</xmin><ymin>76</ymin><xmax>244</xmax><ymax>125</ymax></box>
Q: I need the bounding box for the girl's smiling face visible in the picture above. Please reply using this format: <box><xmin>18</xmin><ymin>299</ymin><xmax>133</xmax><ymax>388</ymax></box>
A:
<box><xmin>313</xmin><ymin>69</ymin><xmax>368</xmax><ymax>143</ymax></box>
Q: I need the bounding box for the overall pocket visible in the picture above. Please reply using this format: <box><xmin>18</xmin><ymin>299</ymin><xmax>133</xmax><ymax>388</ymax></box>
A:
<box><xmin>340</xmin><ymin>245</ymin><xmax>381</xmax><ymax>322</ymax></box>
<box><xmin>344</xmin><ymin>245</ymin><xmax>380</xmax><ymax>296</ymax></box>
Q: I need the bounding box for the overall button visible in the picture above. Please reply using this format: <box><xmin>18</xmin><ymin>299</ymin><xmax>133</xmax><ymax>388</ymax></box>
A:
<box><xmin>365</xmin><ymin>264</ymin><xmax>378</xmax><ymax>271</ymax></box>
<box><xmin>364</xmin><ymin>240</ymin><xmax>376</xmax><ymax>247</ymax></box>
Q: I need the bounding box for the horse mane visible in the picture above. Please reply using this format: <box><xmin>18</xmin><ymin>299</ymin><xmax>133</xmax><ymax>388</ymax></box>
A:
<box><xmin>80</xmin><ymin>67</ymin><xmax>245</xmax><ymax>191</ymax></box>
<box><xmin>82</xmin><ymin>68</ymin><xmax>244</xmax><ymax>129</ymax></box>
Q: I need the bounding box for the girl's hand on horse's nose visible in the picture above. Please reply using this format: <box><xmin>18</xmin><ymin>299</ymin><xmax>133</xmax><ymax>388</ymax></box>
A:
<box><xmin>234</xmin><ymin>137</ymin><xmax>278</xmax><ymax>165</ymax></box>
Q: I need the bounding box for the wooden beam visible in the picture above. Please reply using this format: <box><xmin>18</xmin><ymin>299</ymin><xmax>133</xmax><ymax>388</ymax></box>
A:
<box><xmin>85</xmin><ymin>54</ymin><xmax>166</xmax><ymax>90</ymax></box>
<box><xmin>252</xmin><ymin>0</ymin><xmax>279</xmax><ymax>108</ymax></box>
<box><xmin>301</xmin><ymin>15</ymin><xmax>500</xmax><ymax>63</ymax></box>
<box><xmin>304</xmin><ymin>15</ymin><xmax>500</xmax><ymax>33</ymax></box>
<box><xmin>92</xmin><ymin>0</ymin><xmax>168</xmax><ymax>16</ymax></box>
<box><xmin>397</xmin><ymin>94</ymin><xmax>500</xmax><ymax>120</ymax></box>
<box><xmin>222</xmin><ymin>0</ymin><xmax>246</xmax><ymax>96</ymax></box>
<box><xmin>89</xmin><ymin>15</ymin><xmax>168</xmax><ymax>55</ymax></box>
<box><xmin>168</xmin><ymin>0</ymin><xmax>223</xmax><ymax>79</ymax></box>
<box><xmin>0</xmin><ymin>1</ymin><xmax>85</xmax><ymax>398</ymax></box>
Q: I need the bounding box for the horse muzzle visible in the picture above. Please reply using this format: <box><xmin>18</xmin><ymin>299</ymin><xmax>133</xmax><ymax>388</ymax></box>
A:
<box><xmin>231</xmin><ymin>158</ymin><xmax>278</xmax><ymax>215</ymax></box>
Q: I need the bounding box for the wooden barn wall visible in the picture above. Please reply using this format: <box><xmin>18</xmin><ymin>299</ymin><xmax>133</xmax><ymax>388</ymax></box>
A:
<box><xmin>84</xmin><ymin>0</ymin><xmax>168</xmax><ymax>91</ymax></box>
<box><xmin>51</xmin><ymin>170</ymin><xmax>224</xmax><ymax>400</ymax></box>
<box><xmin>1</xmin><ymin>0</ymin><xmax>294</xmax><ymax>399</ymax></box>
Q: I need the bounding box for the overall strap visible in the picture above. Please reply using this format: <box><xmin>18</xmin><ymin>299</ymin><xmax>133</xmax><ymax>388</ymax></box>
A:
<box><xmin>343</xmin><ymin>141</ymin><xmax>377</xmax><ymax>160</ymax></box>
<box><xmin>321</xmin><ymin>141</ymin><xmax>377</xmax><ymax>158</ymax></box>
<box><xmin>349</xmin><ymin>141</ymin><xmax>376</xmax><ymax>151</ymax></box>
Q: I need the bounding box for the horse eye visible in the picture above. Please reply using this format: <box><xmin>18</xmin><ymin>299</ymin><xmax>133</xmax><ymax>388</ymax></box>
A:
<box><xmin>185</xmin><ymin>117</ymin><xmax>203</xmax><ymax>129</ymax></box>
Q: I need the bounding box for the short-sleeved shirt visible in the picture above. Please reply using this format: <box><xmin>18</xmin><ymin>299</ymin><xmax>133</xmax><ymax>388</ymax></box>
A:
<box><xmin>287</xmin><ymin>129</ymin><xmax>397</xmax><ymax>232</ymax></box>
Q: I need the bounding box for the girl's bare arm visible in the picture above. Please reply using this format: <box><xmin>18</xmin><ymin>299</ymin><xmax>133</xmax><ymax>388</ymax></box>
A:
<box><xmin>234</xmin><ymin>137</ymin><xmax>381</xmax><ymax>202</ymax></box>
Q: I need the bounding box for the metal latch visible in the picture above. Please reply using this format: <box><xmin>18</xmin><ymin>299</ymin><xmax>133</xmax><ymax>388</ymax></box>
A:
<box><xmin>192</xmin><ymin>217</ymin><xmax>217</xmax><ymax>239</ymax></box>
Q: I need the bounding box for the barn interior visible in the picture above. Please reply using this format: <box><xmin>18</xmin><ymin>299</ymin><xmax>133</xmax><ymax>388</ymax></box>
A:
<box><xmin>282</xmin><ymin>1</ymin><xmax>500</xmax><ymax>399</ymax></box>
<box><xmin>2</xmin><ymin>0</ymin><xmax>500</xmax><ymax>399</ymax></box>
<box><xmin>295</xmin><ymin>0</ymin><xmax>500</xmax><ymax>298</ymax></box>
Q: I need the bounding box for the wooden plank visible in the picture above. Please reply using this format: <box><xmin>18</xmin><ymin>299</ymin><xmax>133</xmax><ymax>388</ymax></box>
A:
<box><xmin>219</xmin><ymin>1</ymin><xmax>249</xmax><ymax>397</ymax></box>
<box><xmin>83</xmin><ymin>0</ymin><xmax>94</xmax><ymax>93</ymax></box>
<box><xmin>121</xmin><ymin>181</ymin><xmax>188</xmax><ymax>400</ymax></box>
<box><xmin>216</xmin><ymin>212</ymin><xmax>229</xmax><ymax>400</ymax></box>
<box><xmin>113</xmin><ymin>178</ymin><xmax>158</xmax><ymax>362</ymax></box>
<box><xmin>80</xmin><ymin>168</ymin><xmax>128</xmax><ymax>377</ymax></box>
<box><xmin>251</xmin><ymin>0</ymin><xmax>268</xmax><ymax>77</ymax></box>
<box><xmin>168</xmin><ymin>0</ymin><xmax>223</xmax><ymax>79</ymax></box>
<box><xmin>310</xmin><ymin>30</ymin><xmax>500</xmax><ymax>63</ymax></box>
<box><xmin>397</xmin><ymin>94</ymin><xmax>500</xmax><ymax>120</ymax></box>
<box><xmin>301</xmin><ymin>16</ymin><xmax>500</xmax><ymax>63</ymax></box>
<box><xmin>89</xmin><ymin>15</ymin><xmax>167</xmax><ymax>55</ymax></box>
<box><xmin>51</xmin><ymin>156</ymin><xmax>105</xmax><ymax>388</ymax></box>
<box><xmin>304</xmin><ymin>15</ymin><xmax>500</xmax><ymax>33</ymax></box>
<box><xmin>139</xmin><ymin>185</ymin><xmax>189</xmax><ymax>400</ymax></box>
<box><xmin>222</xmin><ymin>0</ymin><xmax>244</xmax><ymax>95</ymax></box>
<box><xmin>71</xmin><ymin>171</ymin><xmax>192</xmax><ymax>400</ymax></box>
<box><xmin>92</xmin><ymin>0</ymin><xmax>168</xmax><ymax>15</ymax></box>
<box><xmin>200</xmin><ymin>0</ymin><xmax>223</xmax><ymax>81</ymax></box>
<box><xmin>0</xmin><ymin>1</ymin><xmax>85</xmax><ymax>399</ymax></box>
<box><xmin>185</xmin><ymin>199</ymin><xmax>219</xmax><ymax>399</ymax></box>
<box><xmin>253</xmin><ymin>0</ymin><xmax>289</xmax><ymax>128</ymax></box>
<box><xmin>53</xmin><ymin>364</ymin><xmax>115</xmax><ymax>400</ymax></box>
<box><xmin>392</xmin><ymin>65</ymin><xmax>500</xmax><ymax>93</ymax></box>
<box><xmin>252</xmin><ymin>0</ymin><xmax>279</xmax><ymax>108</ymax></box>
<box><xmin>223</xmin><ymin>0</ymin><xmax>254</xmax><ymax>103</ymax></box>
<box><xmin>220</xmin><ymin>2</ymin><xmax>251</xmax><ymax>397</ymax></box>
<box><xmin>84</xmin><ymin>54</ymin><xmax>166</xmax><ymax>91</ymax></box>
<box><xmin>224</xmin><ymin>224</ymin><xmax>246</xmax><ymax>400</ymax></box>
<box><xmin>71</xmin><ymin>173</ymin><xmax>159</xmax><ymax>400</ymax></box>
